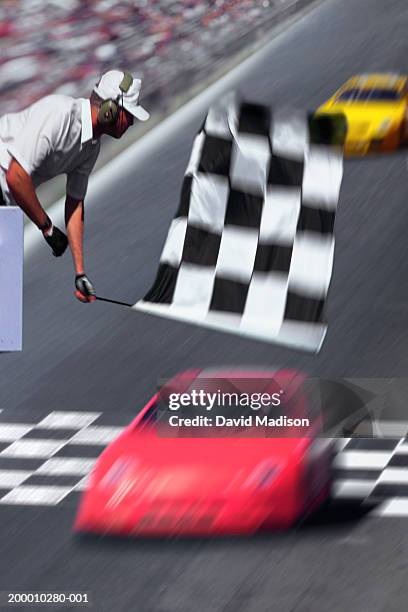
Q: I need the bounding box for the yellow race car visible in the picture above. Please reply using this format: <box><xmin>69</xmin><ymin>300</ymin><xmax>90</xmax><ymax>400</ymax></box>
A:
<box><xmin>316</xmin><ymin>74</ymin><xmax>408</xmax><ymax>155</ymax></box>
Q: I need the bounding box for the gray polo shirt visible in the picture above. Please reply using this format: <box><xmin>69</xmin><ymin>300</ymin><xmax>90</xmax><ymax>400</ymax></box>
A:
<box><xmin>0</xmin><ymin>95</ymin><xmax>100</xmax><ymax>205</ymax></box>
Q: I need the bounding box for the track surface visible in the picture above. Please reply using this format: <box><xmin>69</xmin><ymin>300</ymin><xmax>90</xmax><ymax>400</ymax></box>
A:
<box><xmin>1</xmin><ymin>0</ymin><xmax>408</xmax><ymax>610</ymax></box>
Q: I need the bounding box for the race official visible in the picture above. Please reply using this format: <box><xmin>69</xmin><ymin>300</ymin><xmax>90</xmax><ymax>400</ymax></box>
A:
<box><xmin>0</xmin><ymin>69</ymin><xmax>150</xmax><ymax>302</ymax></box>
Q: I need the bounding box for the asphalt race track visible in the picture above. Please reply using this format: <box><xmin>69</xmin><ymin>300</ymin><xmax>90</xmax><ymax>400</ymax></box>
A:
<box><xmin>1</xmin><ymin>0</ymin><xmax>408</xmax><ymax>610</ymax></box>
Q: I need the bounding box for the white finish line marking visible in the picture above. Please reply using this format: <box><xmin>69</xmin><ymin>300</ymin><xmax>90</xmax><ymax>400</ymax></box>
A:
<box><xmin>332</xmin><ymin>480</ymin><xmax>377</xmax><ymax>499</ymax></box>
<box><xmin>377</xmin><ymin>468</ymin><xmax>408</xmax><ymax>485</ymax></box>
<box><xmin>0</xmin><ymin>424</ymin><xmax>33</xmax><ymax>442</ymax></box>
<box><xmin>69</xmin><ymin>426</ymin><xmax>123</xmax><ymax>445</ymax></box>
<box><xmin>374</xmin><ymin>498</ymin><xmax>408</xmax><ymax>517</ymax></box>
<box><xmin>0</xmin><ymin>439</ymin><xmax>65</xmax><ymax>459</ymax></box>
<box><xmin>37</xmin><ymin>458</ymin><xmax>96</xmax><ymax>477</ymax></box>
<box><xmin>0</xmin><ymin>486</ymin><xmax>72</xmax><ymax>506</ymax></box>
<box><xmin>333</xmin><ymin>451</ymin><xmax>393</xmax><ymax>470</ymax></box>
<box><xmin>0</xmin><ymin>470</ymin><xmax>32</xmax><ymax>488</ymax></box>
<box><xmin>37</xmin><ymin>412</ymin><xmax>101</xmax><ymax>430</ymax></box>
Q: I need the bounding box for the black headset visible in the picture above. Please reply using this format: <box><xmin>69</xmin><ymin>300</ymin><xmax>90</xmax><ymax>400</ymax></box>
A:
<box><xmin>97</xmin><ymin>71</ymin><xmax>133</xmax><ymax>126</ymax></box>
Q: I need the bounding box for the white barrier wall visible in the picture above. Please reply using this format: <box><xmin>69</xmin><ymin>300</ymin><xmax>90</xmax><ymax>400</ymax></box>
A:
<box><xmin>0</xmin><ymin>207</ymin><xmax>23</xmax><ymax>351</ymax></box>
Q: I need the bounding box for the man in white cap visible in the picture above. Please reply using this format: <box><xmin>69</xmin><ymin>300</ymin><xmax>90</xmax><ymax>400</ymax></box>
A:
<box><xmin>0</xmin><ymin>69</ymin><xmax>149</xmax><ymax>302</ymax></box>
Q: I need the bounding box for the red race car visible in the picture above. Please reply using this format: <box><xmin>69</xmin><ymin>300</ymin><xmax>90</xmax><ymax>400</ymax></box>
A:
<box><xmin>74</xmin><ymin>368</ymin><xmax>372</xmax><ymax>536</ymax></box>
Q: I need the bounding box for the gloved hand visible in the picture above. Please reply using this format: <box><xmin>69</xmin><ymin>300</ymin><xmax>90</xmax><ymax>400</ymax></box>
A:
<box><xmin>75</xmin><ymin>274</ymin><xmax>96</xmax><ymax>303</ymax></box>
<box><xmin>42</xmin><ymin>222</ymin><xmax>68</xmax><ymax>257</ymax></box>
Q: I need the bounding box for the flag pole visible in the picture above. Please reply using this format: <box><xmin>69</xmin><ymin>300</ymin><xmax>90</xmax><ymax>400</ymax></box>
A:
<box><xmin>95</xmin><ymin>296</ymin><xmax>133</xmax><ymax>307</ymax></box>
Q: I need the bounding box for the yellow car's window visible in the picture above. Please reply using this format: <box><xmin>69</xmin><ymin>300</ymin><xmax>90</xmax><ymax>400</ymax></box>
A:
<box><xmin>337</xmin><ymin>88</ymin><xmax>401</xmax><ymax>102</ymax></box>
<box><xmin>337</xmin><ymin>88</ymin><xmax>359</xmax><ymax>101</ymax></box>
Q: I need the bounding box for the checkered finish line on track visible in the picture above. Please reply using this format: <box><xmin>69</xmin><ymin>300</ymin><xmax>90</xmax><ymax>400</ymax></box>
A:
<box><xmin>1</xmin><ymin>411</ymin><xmax>408</xmax><ymax>516</ymax></box>
<box><xmin>135</xmin><ymin>96</ymin><xmax>343</xmax><ymax>352</ymax></box>
<box><xmin>0</xmin><ymin>411</ymin><xmax>124</xmax><ymax>506</ymax></box>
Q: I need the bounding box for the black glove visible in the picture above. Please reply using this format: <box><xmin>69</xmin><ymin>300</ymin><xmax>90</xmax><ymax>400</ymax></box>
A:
<box><xmin>43</xmin><ymin>224</ymin><xmax>68</xmax><ymax>257</ymax></box>
<box><xmin>75</xmin><ymin>274</ymin><xmax>96</xmax><ymax>303</ymax></box>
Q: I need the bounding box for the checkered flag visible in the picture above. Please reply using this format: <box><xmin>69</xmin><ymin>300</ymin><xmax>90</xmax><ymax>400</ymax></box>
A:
<box><xmin>135</xmin><ymin>96</ymin><xmax>343</xmax><ymax>351</ymax></box>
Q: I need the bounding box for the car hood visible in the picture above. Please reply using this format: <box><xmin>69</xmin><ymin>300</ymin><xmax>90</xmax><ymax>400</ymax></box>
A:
<box><xmin>75</xmin><ymin>432</ymin><xmax>312</xmax><ymax>535</ymax></box>
<box><xmin>95</xmin><ymin>432</ymin><xmax>307</xmax><ymax>499</ymax></box>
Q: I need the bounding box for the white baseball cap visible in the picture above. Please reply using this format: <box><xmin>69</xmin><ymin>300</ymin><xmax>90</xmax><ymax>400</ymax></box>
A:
<box><xmin>94</xmin><ymin>69</ymin><xmax>150</xmax><ymax>122</ymax></box>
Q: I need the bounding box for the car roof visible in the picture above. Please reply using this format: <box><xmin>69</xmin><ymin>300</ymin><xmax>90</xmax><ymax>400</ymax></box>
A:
<box><xmin>196</xmin><ymin>367</ymin><xmax>305</xmax><ymax>389</ymax></box>
<box><xmin>163</xmin><ymin>368</ymin><xmax>308</xmax><ymax>402</ymax></box>
<box><xmin>197</xmin><ymin>366</ymin><xmax>298</xmax><ymax>378</ymax></box>
<box><xmin>341</xmin><ymin>73</ymin><xmax>407</xmax><ymax>91</ymax></box>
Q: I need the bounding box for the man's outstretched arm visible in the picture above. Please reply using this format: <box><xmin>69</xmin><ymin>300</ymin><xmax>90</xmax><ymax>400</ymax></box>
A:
<box><xmin>65</xmin><ymin>195</ymin><xmax>96</xmax><ymax>303</ymax></box>
<box><xmin>65</xmin><ymin>195</ymin><xmax>85</xmax><ymax>274</ymax></box>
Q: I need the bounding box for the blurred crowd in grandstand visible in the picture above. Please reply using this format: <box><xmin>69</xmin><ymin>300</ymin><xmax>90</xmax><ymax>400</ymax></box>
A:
<box><xmin>0</xmin><ymin>0</ymin><xmax>284</xmax><ymax>115</ymax></box>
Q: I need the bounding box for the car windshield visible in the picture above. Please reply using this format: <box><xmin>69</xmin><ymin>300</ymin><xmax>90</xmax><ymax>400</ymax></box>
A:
<box><xmin>337</xmin><ymin>87</ymin><xmax>400</xmax><ymax>102</ymax></box>
<box><xmin>151</xmin><ymin>375</ymin><xmax>320</xmax><ymax>437</ymax></box>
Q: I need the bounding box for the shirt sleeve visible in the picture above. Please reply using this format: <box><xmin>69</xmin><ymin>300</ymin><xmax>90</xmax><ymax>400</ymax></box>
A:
<box><xmin>7</xmin><ymin>104</ymin><xmax>63</xmax><ymax>176</ymax></box>
<box><xmin>66</xmin><ymin>144</ymin><xmax>100</xmax><ymax>200</ymax></box>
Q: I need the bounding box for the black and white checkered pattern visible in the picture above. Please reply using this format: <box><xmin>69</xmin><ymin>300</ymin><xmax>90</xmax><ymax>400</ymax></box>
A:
<box><xmin>334</xmin><ymin>436</ymin><xmax>408</xmax><ymax>516</ymax></box>
<box><xmin>0</xmin><ymin>410</ymin><xmax>124</xmax><ymax>506</ymax></box>
<box><xmin>135</xmin><ymin>97</ymin><xmax>343</xmax><ymax>351</ymax></box>
<box><xmin>1</xmin><ymin>410</ymin><xmax>408</xmax><ymax>515</ymax></box>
